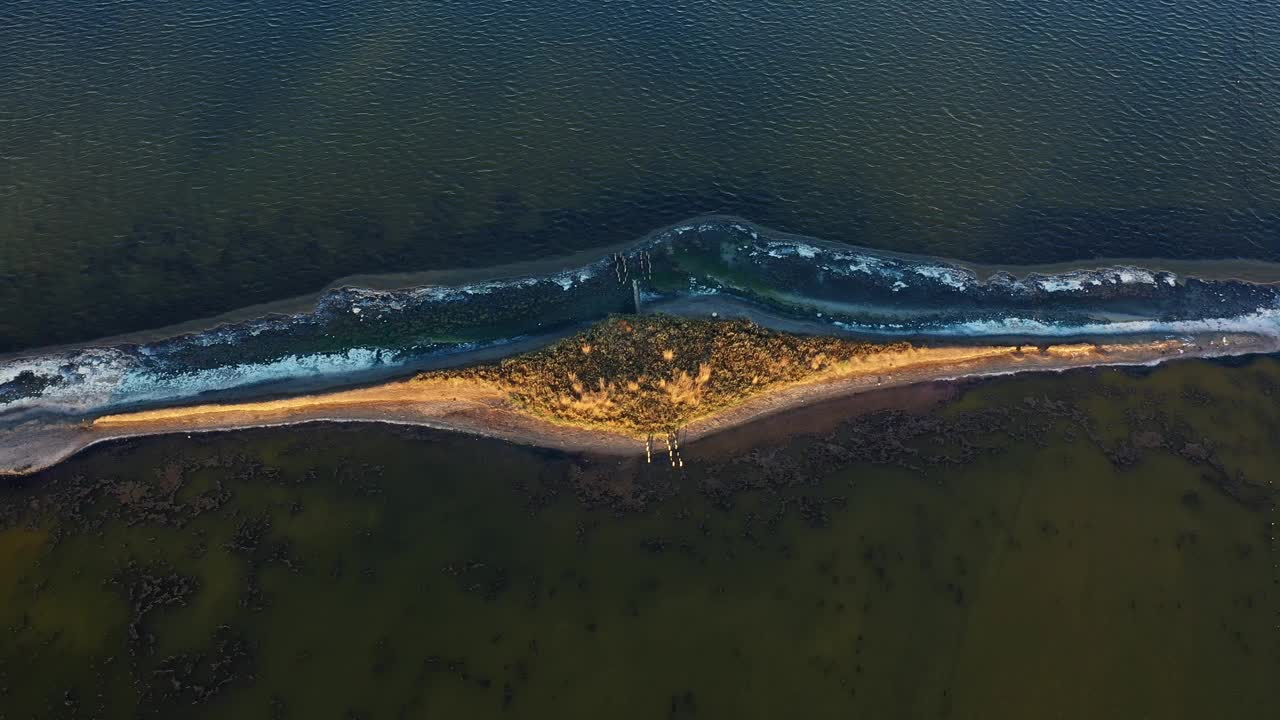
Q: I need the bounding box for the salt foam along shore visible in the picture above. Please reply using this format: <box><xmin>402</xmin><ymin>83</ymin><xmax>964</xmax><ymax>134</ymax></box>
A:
<box><xmin>6</xmin><ymin>215</ymin><xmax>1280</xmax><ymax>429</ymax></box>
<box><xmin>2</xmin><ymin>328</ymin><xmax>1275</xmax><ymax>478</ymax></box>
<box><xmin>9</xmin><ymin>213</ymin><xmax>1280</xmax><ymax>366</ymax></box>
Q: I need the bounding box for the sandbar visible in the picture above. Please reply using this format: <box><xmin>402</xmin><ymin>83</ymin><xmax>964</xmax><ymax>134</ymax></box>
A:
<box><xmin>2</xmin><ymin>329</ymin><xmax>1272</xmax><ymax>478</ymax></box>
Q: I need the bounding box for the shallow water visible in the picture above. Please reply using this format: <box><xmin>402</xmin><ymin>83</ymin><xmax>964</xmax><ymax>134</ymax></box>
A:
<box><xmin>4</xmin><ymin>0</ymin><xmax>1280</xmax><ymax>350</ymax></box>
<box><xmin>7</xmin><ymin>217</ymin><xmax>1280</xmax><ymax>425</ymax></box>
<box><xmin>2</xmin><ymin>357</ymin><xmax>1275</xmax><ymax>718</ymax></box>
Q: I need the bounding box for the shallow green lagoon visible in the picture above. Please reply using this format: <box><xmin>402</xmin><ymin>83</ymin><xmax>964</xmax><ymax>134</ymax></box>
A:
<box><xmin>2</xmin><ymin>358</ymin><xmax>1277</xmax><ymax>718</ymax></box>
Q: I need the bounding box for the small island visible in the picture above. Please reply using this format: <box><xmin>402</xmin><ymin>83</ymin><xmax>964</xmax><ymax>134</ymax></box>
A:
<box><xmin>3</xmin><ymin>313</ymin><xmax>1267</xmax><ymax>477</ymax></box>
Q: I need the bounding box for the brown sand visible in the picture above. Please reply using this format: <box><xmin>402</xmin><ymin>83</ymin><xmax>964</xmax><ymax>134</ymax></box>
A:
<box><xmin>1</xmin><ymin>332</ymin><xmax>1273</xmax><ymax>477</ymax></box>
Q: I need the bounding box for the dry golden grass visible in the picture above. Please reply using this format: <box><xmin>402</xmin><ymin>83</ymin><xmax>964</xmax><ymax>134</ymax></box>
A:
<box><xmin>437</xmin><ymin>315</ymin><xmax>908</xmax><ymax>435</ymax></box>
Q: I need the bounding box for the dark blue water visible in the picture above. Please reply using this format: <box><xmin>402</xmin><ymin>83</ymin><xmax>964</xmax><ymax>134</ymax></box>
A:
<box><xmin>3</xmin><ymin>0</ymin><xmax>1280</xmax><ymax>350</ymax></box>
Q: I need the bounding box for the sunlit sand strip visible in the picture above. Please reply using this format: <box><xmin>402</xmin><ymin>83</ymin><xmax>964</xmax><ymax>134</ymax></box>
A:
<box><xmin>680</xmin><ymin>339</ymin><xmax>1198</xmax><ymax>443</ymax></box>
<box><xmin>88</xmin><ymin>378</ymin><xmax>643</xmax><ymax>456</ymax></box>
<box><xmin>0</xmin><ymin>332</ymin><xmax>1270</xmax><ymax>477</ymax></box>
<box><xmin>94</xmin><ymin>378</ymin><xmax>503</xmax><ymax>428</ymax></box>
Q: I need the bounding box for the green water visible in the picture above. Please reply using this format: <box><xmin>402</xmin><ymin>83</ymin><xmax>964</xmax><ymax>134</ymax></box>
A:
<box><xmin>2</xmin><ymin>359</ymin><xmax>1277</xmax><ymax>718</ymax></box>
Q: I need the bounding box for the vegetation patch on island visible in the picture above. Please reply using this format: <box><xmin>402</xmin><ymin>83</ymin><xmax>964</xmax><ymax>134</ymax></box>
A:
<box><xmin>439</xmin><ymin>315</ymin><xmax>908</xmax><ymax>450</ymax></box>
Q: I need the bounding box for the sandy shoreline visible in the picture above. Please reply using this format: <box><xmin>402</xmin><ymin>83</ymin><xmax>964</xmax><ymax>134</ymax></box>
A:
<box><xmin>3</xmin><ymin>330</ymin><xmax>1274</xmax><ymax>478</ymax></box>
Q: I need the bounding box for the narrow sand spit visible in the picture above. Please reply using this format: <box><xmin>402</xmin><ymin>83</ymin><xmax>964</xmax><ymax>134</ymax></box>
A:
<box><xmin>1</xmin><ymin>332</ymin><xmax>1273</xmax><ymax>476</ymax></box>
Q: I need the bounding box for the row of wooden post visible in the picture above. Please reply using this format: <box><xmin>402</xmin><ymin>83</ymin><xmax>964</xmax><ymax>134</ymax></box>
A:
<box><xmin>645</xmin><ymin>430</ymin><xmax>683</xmax><ymax>468</ymax></box>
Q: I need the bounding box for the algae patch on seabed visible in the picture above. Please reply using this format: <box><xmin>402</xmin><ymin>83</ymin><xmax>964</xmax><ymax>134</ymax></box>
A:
<box><xmin>1</xmin><ymin>356</ymin><xmax>1278</xmax><ymax>718</ymax></box>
